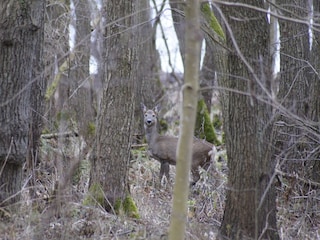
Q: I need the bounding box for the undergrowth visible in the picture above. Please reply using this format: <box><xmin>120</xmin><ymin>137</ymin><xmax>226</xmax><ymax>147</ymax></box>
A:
<box><xmin>0</xmin><ymin>134</ymin><xmax>319</xmax><ymax>239</ymax></box>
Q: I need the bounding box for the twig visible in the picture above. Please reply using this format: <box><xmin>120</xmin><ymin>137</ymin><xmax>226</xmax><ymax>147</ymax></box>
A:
<box><xmin>0</xmin><ymin>137</ymin><xmax>13</xmax><ymax>176</ymax></box>
<box><xmin>151</xmin><ymin>0</ymin><xmax>176</xmax><ymax>72</ymax></box>
<box><xmin>276</xmin><ymin>168</ymin><xmax>320</xmax><ymax>188</ymax></box>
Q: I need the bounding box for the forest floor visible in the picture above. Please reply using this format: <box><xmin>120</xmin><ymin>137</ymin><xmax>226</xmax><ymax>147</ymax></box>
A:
<box><xmin>0</xmin><ymin>132</ymin><xmax>319</xmax><ymax>240</ymax></box>
<box><xmin>0</xmin><ymin>134</ymin><xmax>226</xmax><ymax>240</ymax></box>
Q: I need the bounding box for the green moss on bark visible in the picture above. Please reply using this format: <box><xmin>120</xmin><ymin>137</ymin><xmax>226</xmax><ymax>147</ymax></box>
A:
<box><xmin>83</xmin><ymin>183</ymin><xmax>105</xmax><ymax>206</ymax></box>
<box><xmin>84</xmin><ymin>186</ymin><xmax>139</xmax><ymax>219</ymax></box>
<box><xmin>212</xmin><ymin>114</ymin><xmax>222</xmax><ymax>130</ymax></box>
<box><xmin>195</xmin><ymin>99</ymin><xmax>221</xmax><ymax>146</ymax></box>
<box><xmin>122</xmin><ymin>196</ymin><xmax>140</xmax><ymax>219</ymax></box>
<box><xmin>87</xmin><ymin>122</ymin><xmax>96</xmax><ymax>136</ymax></box>
<box><xmin>201</xmin><ymin>3</ymin><xmax>225</xmax><ymax>41</ymax></box>
<box><xmin>114</xmin><ymin>199</ymin><xmax>122</xmax><ymax>214</ymax></box>
<box><xmin>114</xmin><ymin>196</ymin><xmax>140</xmax><ymax>219</ymax></box>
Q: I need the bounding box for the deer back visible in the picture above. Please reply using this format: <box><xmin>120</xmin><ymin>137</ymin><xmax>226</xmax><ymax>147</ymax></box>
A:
<box><xmin>191</xmin><ymin>139</ymin><xmax>214</xmax><ymax>168</ymax></box>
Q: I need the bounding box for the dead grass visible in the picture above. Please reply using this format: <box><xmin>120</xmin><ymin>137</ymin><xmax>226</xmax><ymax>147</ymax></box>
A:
<box><xmin>129</xmin><ymin>149</ymin><xmax>226</xmax><ymax>239</ymax></box>
<box><xmin>0</xmin><ymin>135</ymin><xmax>320</xmax><ymax>239</ymax></box>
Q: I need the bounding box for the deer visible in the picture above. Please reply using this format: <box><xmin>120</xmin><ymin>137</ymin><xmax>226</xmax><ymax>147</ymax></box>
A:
<box><xmin>141</xmin><ymin>103</ymin><xmax>216</xmax><ymax>185</ymax></box>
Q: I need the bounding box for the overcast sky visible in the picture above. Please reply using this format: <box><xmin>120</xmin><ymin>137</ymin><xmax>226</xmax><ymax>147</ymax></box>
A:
<box><xmin>153</xmin><ymin>0</ymin><xmax>184</xmax><ymax>73</ymax></box>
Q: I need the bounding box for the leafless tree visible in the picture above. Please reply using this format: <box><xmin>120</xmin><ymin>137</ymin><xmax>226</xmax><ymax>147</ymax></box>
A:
<box><xmin>275</xmin><ymin>0</ymin><xmax>312</xmax><ymax>174</ymax></box>
<box><xmin>69</xmin><ymin>0</ymin><xmax>95</xmax><ymax>145</ymax></box>
<box><xmin>168</xmin><ymin>0</ymin><xmax>202</xmax><ymax>239</ymax></box>
<box><xmin>0</xmin><ymin>0</ymin><xmax>46</xmax><ymax>208</ymax></box>
<box><xmin>218</xmin><ymin>1</ymin><xmax>279</xmax><ymax>238</ymax></box>
<box><xmin>270</xmin><ymin>2</ymin><xmax>320</xmax><ymax>232</ymax></box>
<box><xmin>44</xmin><ymin>0</ymin><xmax>70</xmax><ymax>127</ymax></box>
<box><xmin>89</xmin><ymin>0</ymin><xmax>138</xmax><ymax>210</ymax></box>
<box><xmin>134</xmin><ymin>0</ymin><xmax>162</xmax><ymax>144</ymax></box>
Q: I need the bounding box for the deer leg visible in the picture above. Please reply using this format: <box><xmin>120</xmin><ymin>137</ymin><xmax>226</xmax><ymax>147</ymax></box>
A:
<box><xmin>164</xmin><ymin>162</ymin><xmax>170</xmax><ymax>182</ymax></box>
<box><xmin>160</xmin><ymin>162</ymin><xmax>170</xmax><ymax>183</ymax></box>
<box><xmin>191</xmin><ymin>167</ymin><xmax>200</xmax><ymax>185</ymax></box>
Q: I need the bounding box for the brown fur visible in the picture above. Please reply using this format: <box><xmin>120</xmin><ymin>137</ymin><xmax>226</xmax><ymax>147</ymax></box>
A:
<box><xmin>142</xmin><ymin>104</ymin><xmax>215</xmax><ymax>184</ymax></box>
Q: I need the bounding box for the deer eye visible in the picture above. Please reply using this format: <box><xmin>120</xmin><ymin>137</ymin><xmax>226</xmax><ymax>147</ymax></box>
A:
<box><xmin>152</xmin><ymin>114</ymin><xmax>155</xmax><ymax>117</ymax></box>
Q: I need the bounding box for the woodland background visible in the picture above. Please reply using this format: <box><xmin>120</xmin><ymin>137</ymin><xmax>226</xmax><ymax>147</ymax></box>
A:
<box><xmin>0</xmin><ymin>0</ymin><xmax>320</xmax><ymax>239</ymax></box>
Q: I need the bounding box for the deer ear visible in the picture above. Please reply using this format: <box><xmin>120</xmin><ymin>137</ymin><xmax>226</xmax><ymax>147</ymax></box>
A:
<box><xmin>154</xmin><ymin>104</ymin><xmax>161</xmax><ymax>114</ymax></box>
<box><xmin>141</xmin><ymin>103</ymin><xmax>147</xmax><ymax>112</ymax></box>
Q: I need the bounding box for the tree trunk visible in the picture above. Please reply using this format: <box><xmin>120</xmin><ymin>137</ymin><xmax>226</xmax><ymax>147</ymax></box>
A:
<box><xmin>275</xmin><ymin>0</ymin><xmax>320</xmax><ymax>182</ymax></box>
<box><xmin>135</xmin><ymin>0</ymin><xmax>162</xmax><ymax>144</ymax></box>
<box><xmin>219</xmin><ymin>1</ymin><xmax>279</xmax><ymax>239</ymax></box>
<box><xmin>273</xmin><ymin>0</ymin><xmax>320</xmax><ymax>192</ymax></box>
<box><xmin>308</xmin><ymin>0</ymin><xmax>320</xmax><ymax>183</ymax></box>
<box><xmin>44</xmin><ymin>0</ymin><xmax>70</xmax><ymax>127</ymax></box>
<box><xmin>89</xmin><ymin>0</ymin><xmax>138</xmax><ymax>211</ymax></box>
<box><xmin>69</xmin><ymin>0</ymin><xmax>94</xmax><ymax>145</ymax></box>
<box><xmin>169</xmin><ymin>0</ymin><xmax>186</xmax><ymax>64</ymax></box>
<box><xmin>168</xmin><ymin>1</ymin><xmax>201</xmax><ymax>239</ymax></box>
<box><xmin>200</xmin><ymin>42</ymin><xmax>215</xmax><ymax>111</ymax></box>
<box><xmin>45</xmin><ymin>0</ymin><xmax>92</xmax><ymax>217</ymax></box>
<box><xmin>0</xmin><ymin>0</ymin><xmax>45</xmax><ymax>207</ymax></box>
<box><xmin>200</xmin><ymin>2</ymin><xmax>224</xmax><ymax>112</ymax></box>
<box><xmin>275</xmin><ymin>1</ymin><xmax>310</xmax><ymax>171</ymax></box>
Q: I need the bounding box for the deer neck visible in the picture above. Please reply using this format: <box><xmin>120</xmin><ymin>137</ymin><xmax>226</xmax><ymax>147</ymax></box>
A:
<box><xmin>145</xmin><ymin>124</ymin><xmax>159</xmax><ymax>146</ymax></box>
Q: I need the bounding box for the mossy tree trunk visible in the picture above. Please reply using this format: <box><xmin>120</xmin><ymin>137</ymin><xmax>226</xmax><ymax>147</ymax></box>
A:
<box><xmin>199</xmin><ymin>2</ymin><xmax>226</xmax><ymax>112</ymax></box>
<box><xmin>200</xmin><ymin>3</ymin><xmax>227</xmax><ymax>146</ymax></box>
<box><xmin>168</xmin><ymin>0</ymin><xmax>201</xmax><ymax>239</ymax></box>
<box><xmin>44</xmin><ymin>0</ymin><xmax>70</xmax><ymax>127</ymax></box>
<box><xmin>202</xmin><ymin>4</ymin><xmax>228</xmax><ymax>129</ymax></box>
<box><xmin>194</xmin><ymin>99</ymin><xmax>220</xmax><ymax>146</ymax></box>
<box><xmin>89</xmin><ymin>0</ymin><xmax>138</xmax><ymax>215</ymax></box>
<box><xmin>0</xmin><ymin>0</ymin><xmax>45</xmax><ymax>207</ymax></box>
<box><xmin>219</xmin><ymin>1</ymin><xmax>279</xmax><ymax>239</ymax></box>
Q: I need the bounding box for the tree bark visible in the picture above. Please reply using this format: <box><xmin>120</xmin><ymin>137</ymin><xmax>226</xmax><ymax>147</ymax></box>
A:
<box><xmin>219</xmin><ymin>1</ymin><xmax>279</xmax><ymax>239</ymax></box>
<box><xmin>200</xmin><ymin>42</ymin><xmax>215</xmax><ymax>111</ymax></box>
<box><xmin>89</xmin><ymin>0</ymin><xmax>138</xmax><ymax>210</ymax></box>
<box><xmin>89</xmin><ymin>0</ymin><xmax>104</xmax><ymax>115</ymax></box>
<box><xmin>168</xmin><ymin>1</ymin><xmax>201</xmax><ymax>239</ymax></box>
<box><xmin>200</xmin><ymin>2</ymin><xmax>225</xmax><ymax>112</ymax></box>
<box><xmin>135</xmin><ymin>0</ymin><xmax>162</xmax><ymax>144</ymax></box>
<box><xmin>69</xmin><ymin>0</ymin><xmax>94</xmax><ymax>145</ymax></box>
<box><xmin>169</xmin><ymin>0</ymin><xmax>186</xmax><ymax>64</ymax></box>
<box><xmin>308</xmin><ymin>0</ymin><xmax>320</xmax><ymax>183</ymax></box>
<box><xmin>275</xmin><ymin>0</ymin><xmax>314</xmax><ymax>176</ymax></box>
<box><xmin>0</xmin><ymin>0</ymin><xmax>45</xmax><ymax>207</ymax></box>
<box><xmin>274</xmin><ymin>0</ymin><xmax>320</xmax><ymax>184</ymax></box>
<box><xmin>202</xmin><ymin>3</ymin><xmax>228</xmax><ymax>122</ymax></box>
<box><xmin>44</xmin><ymin>0</ymin><xmax>70</xmax><ymax>125</ymax></box>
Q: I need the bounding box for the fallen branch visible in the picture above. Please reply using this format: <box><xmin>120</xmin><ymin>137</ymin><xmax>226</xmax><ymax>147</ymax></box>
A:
<box><xmin>131</xmin><ymin>144</ymin><xmax>147</xmax><ymax>149</ymax></box>
<box><xmin>41</xmin><ymin>131</ymin><xmax>79</xmax><ymax>139</ymax></box>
